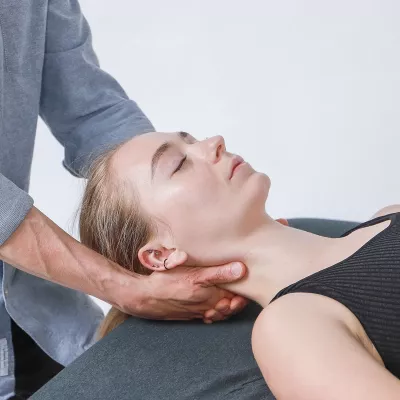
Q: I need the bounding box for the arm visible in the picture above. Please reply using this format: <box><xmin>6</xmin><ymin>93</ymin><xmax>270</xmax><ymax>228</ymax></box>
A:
<box><xmin>0</xmin><ymin>0</ymin><xmax>145</xmax><ymax>307</ymax></box>
<box><xmin>0</xmin><ymin>206</ymin><xmax>246</xmax><ymax>319</ymax></box>
<box><xmin>0</xmin><ymin>206</ymin><xmax>137</xmax><ymax>303</ymax></box>
<box><xmin>252</xmin><ymin>293</ymin><xmax>400</xmax><ymax>400</ymax></box>
<box><xmin>40</xmin><ymin>0</ymin><xmax>155</xmax><ymax>177</ymax></box>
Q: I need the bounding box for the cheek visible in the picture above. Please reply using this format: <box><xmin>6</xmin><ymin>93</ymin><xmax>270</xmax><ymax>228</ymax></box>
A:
<box><xmin>159</xmin><ymin>185</ymin><xmax>208</xmax><ymax>224</ymax></box>
<box><xmin>154</xmin><ymin>178</ymin><xmax>223</xmax><ymax>237</ymax></box>
<box><xmin>161</xmin><ymin>174</ymin><xmax>220</xmax><ymax>212</ymax></box>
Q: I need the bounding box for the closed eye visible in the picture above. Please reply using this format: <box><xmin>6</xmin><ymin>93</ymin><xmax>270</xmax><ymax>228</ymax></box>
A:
<box><xmin>173</xmin><ymin>155</ymin><xmax>187</xmax><ymax>173</ymax></box>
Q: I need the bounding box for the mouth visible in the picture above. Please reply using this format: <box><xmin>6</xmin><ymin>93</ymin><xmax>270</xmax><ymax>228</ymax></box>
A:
<box><xmin>229</xmin><ymin>156</ymin><xmax>244</xmax><ymax>180</ymax></box>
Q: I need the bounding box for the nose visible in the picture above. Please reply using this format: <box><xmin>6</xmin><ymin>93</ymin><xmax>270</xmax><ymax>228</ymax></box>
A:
<box><xmin>204</xmin><ymin>135</ymin><xmax>226</xmax><ymax>163</ymax></box>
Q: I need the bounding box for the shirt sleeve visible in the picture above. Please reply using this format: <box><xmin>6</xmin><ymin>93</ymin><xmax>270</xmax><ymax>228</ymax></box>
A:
<box><xmin>39</xmin><ymin>0</ymin><xmax>155</xmax><ymax>178</ymax></box>
<box><xmin>0</xmin><ymin>174</ymin><xmax>34</xmax><ymax>246</ymax></box>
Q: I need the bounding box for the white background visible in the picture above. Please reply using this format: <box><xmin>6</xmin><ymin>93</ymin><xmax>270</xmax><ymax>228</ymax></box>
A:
<box><xmin>30</xmin><ymin>0</ymin><xmax>400</xmax><ymax>312</ymax></box>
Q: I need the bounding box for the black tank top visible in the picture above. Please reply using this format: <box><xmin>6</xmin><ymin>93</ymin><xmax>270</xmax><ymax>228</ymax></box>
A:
<box><xmin>270</xmin><ymin>212</ymin><xmax>400</xmax><ymax>377</ymax></box>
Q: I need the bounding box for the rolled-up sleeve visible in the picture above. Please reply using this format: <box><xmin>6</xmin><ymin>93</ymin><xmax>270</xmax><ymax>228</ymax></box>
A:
<box><xmin>39</xmin><ymin>0</ymin><xmax>155</xmax><ymax>178</ymax></box>
<box><xmin>0</xmin><ymin>174</ymin><xmax>34</xmax><ymax>246</ymax></box>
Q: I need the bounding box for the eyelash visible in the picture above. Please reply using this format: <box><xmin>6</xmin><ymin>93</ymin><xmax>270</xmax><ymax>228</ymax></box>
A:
<box><xmin>174</xmin><ymin>155</ymin><xmax>187</xmax><ymax>173</ymax></box>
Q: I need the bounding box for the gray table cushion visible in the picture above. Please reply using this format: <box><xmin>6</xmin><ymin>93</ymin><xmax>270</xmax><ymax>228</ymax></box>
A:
<box><xmin>32</xmin><ymin>218</ymin><xmax>358</xmax><ymax>400</ymax></box>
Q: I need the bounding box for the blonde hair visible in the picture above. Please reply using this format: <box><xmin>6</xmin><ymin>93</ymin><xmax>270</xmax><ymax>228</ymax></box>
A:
<box><xmin>79</xmin><ymin>144</ymin><xmax>156</xmax><ymax>340</ymax></box>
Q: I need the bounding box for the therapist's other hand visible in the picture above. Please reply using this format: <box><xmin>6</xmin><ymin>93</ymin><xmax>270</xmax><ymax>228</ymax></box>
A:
<box><xmin>116</xmin><ymin>262</ymin><xmax>247</xmax><ymax>322</ymax></box>
<box><xmin>203</xmin><ymin>295</ymin><xmax>249</xmax><ymax>324</ymax></box>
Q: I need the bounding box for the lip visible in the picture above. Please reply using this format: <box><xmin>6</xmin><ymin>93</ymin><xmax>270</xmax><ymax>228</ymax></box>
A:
<box><xmin>229</xmin><ymin>156</ymin><xmax>244</xmax><ymax>180</ymax></box>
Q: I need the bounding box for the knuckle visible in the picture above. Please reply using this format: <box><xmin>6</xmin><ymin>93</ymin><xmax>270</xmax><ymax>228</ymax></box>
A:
<box><xmin>215</xmin><ymin>268</ymin><xmax>226</xmax><ymax>281</ymax></box>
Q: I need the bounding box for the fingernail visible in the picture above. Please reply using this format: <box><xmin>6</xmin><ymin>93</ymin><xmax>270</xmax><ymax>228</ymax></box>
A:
<box><xmin>232</xmin><ymin>263</ymin><xmax>243</xmax><ymax>277</ymax></box>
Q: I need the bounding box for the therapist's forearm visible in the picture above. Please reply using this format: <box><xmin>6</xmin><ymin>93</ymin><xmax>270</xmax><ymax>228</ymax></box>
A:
<box><xmin>0</xmin><ymin>206</ymin><xmax>141</xmax><ymax>306</ymax></box>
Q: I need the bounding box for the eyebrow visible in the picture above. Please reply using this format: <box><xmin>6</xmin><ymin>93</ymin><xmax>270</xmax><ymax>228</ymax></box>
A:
<box><xmin>151</xmin><ymin>131</ymin><xmax>189</xmax><ymax>180</ymax></box>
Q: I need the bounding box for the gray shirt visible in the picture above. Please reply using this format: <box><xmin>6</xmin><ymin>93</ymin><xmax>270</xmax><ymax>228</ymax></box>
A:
<box><xmin>0</xmin><ymin>0</ymin><xmax>154</xmax><ymax>398</ymax></box>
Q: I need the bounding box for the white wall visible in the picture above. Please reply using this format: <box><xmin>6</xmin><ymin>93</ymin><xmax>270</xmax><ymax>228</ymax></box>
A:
<box><xmin>30</xmin><ymin>0</ymin><xmax>400</xmax><ymax>312</ymax></box>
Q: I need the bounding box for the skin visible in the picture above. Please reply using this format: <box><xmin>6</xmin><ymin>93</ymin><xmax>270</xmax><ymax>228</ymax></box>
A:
<box><xmin>110</xmin><ymin>130</ymin><xmax>400</xmax><ymax>399</ymax></box>
<box><xmin>0</xmin><ymin>206</ymin><xmax>249</xmax><ymax>321</ymax></box>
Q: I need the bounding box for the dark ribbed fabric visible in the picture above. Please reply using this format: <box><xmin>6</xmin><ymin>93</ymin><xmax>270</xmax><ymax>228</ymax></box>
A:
<box><xmin>271</xmin><ymin>212</ymin><xmax>400</xmax><ymax>377</ymax></box>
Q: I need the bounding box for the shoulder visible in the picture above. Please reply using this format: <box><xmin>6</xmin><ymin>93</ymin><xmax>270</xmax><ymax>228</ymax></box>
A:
<box><xmin>253</xmin><ymin>292</ymin><xmax>356</xmax><ymax>340</ymax></box>
<box><xmin>252</xmin><ymin>294</ymin><xmax>400</xmax><ymax>400</ymax></box>
<box><xmin>252</xmin><ymin>292</ymin><xmax>356</xmax><ymax>361</ymax></box>
<box><xmin>370</xmin><ymin>204</ymin><xmax>400</xmax><ymax>220</ymax></box>
<box><xmin>251</xmin><ymin>293</ymin><xmax>362</xmax><ymax>398</ymax></box>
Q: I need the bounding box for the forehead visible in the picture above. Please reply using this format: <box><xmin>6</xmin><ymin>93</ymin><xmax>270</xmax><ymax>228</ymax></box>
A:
<box><xmin>110</xmin><ymin>131</ymin><xmax>173</xmax><ymax>184</ymax></box>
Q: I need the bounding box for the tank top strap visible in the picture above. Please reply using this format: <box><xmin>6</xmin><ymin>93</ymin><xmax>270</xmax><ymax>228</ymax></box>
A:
<box><xmin>340</xmin><ymin>212</ymin><xmax>399</xmax><ymax>238</ymax></box>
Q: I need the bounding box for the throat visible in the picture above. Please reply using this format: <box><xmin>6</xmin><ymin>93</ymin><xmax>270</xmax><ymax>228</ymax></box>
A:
<box><xmin>220</xmin><ymin>222</ymin><xmax>337</xmax><ymax>307</ymax></box>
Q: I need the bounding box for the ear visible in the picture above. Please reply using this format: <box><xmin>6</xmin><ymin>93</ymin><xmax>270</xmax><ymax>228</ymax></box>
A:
<box><xmin>138</xmin><ymin>241</ymin><xmax>188</xmax><ymax>272</ymax></box>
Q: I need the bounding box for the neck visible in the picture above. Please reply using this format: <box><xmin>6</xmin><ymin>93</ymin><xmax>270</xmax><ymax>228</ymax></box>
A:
<box><xmin>221</xmin><ymin>215</ymin><xmax>336</xmax><ymax>307</ymax></box>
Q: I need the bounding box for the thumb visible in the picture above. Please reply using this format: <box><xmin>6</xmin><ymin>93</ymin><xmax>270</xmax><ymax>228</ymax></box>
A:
<box><xmin>194</xmin><ymin>262</ymin><xmax>246</xmax><ymax>287</ymax></box>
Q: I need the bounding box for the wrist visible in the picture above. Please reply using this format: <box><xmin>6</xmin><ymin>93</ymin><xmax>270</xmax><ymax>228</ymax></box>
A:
<box><xmin>100</xmin><ymin>264</ymin><xmax>146</xmax><ymax>315</ymax></box>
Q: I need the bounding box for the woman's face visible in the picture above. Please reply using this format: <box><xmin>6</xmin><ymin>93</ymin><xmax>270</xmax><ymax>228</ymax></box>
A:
<box><xmin>111</xmin><ymin>131</ymin><xmax>271</xmax><ymax>265</ymax></box>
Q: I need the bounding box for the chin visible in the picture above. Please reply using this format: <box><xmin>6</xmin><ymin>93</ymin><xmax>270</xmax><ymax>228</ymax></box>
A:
<box><xmin>250</xmin><ymin>172</ymin><xmax>271</xmax><ymax>200</ymax></box>
<box><xmin>239</xmin><ymin>173</ymin><xmax>270</xmax><ymax>220</ymax></box>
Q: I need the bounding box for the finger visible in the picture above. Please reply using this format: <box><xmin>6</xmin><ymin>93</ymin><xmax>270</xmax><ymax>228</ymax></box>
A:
<box><xmin>194</xmin><ymin>262</ymin><xmax>246</xmax><ymax>287</ymax></box>
<box><xmin>203</xmin><ymin>319</ymin><xmax>213</xmax><ymax>324</ymax></box>
<box><xmin>210</xmin><ymin>310</ymin><xmax>226</xmax><ymax>322</ymax></box>
<box><xmin>204</xmin><ymin>308</ymin><xmax>225</xmax><ymax>321</ymax></box>
<box><xmin>230</xmin><ymin>296</ymin><xmax>249</xmax><ymax>314</ymax></box>
<box><xmin>215</xmin><ymin>298</ymin><xmax>231</xmax><ymax>315</ymax></box>
<box><xmin>204</xmin><ymin>309</ymin><xmax>218</xmax><ymax>320</ymax></box>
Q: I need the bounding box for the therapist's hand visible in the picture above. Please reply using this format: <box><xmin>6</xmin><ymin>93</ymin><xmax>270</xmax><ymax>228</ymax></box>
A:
<box><xmin>115</xmin><ymin>262</ymin><xmax>248</xmax><ymax>322</ymax></box>
<box><xmin>0</xmin><ymin>206</ymin><xmax>249</xmax><ymax>323</ymax></box>
<box><xmin>112</xmin><ymin>218</ymin><xmax>288</xmax><ymax>322</ymax></box>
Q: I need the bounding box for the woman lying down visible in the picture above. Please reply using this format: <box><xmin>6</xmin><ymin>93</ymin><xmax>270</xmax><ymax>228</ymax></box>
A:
<box><xmin>79</xmin><ymin>131</ymin><xmax>400</xmax><ymax>400</ymax></box>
